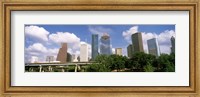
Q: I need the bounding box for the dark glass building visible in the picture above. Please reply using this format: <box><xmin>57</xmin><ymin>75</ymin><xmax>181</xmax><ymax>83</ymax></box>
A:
<box><xmin>131</xmin><ymin>33</ymin><xmax>144</xmax><ymax>53</ymax></box>
<box><xmin>67</xmin><ymin>52</ymin><xmax>72</xmax><ymax>62</ymax></box>
<box><xmin>171</xmin><ymin>36</ymin><xmax>175</xmax><ymax>53</ymax></box>
<box><xmin>127</xmin><ymin>44</ymin><xmax>133</xmax><ymax>58</ymax></box>
<box><xmin>92</xmin><ymin>34</ymin><xmax>99</xmax><ymax>60</ymax></box>
<box><xmin>100</xmin><ymin>33</ymin><xmax>111</xmax><ymax>55</ymax></box>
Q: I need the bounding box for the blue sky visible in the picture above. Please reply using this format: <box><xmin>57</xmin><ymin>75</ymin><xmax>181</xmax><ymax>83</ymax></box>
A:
<box><xmin>25</xmin><ymin>25</ymin><xmax>175</xmax><ymax>62</ymax></box>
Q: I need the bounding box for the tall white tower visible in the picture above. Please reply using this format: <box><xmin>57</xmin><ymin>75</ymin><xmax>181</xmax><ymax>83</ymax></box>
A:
<box><xmin>80</xmin><ymin>43</ymin><xmax>88</xmax><ymax>62</ymax></box>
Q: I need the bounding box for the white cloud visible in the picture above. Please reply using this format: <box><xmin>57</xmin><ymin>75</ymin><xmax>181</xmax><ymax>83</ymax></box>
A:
<box><xmin>160</xmin><ymin>45</ymin><xmax>171</xmax><ymax>54</ymax></box>
<box><xmin>158</xmin><ymin>30</ymin><xmax>175</xmax><ymax>45</ymax></box>
<box><xmin>25</xmin><ymin>27</ymin><xmax>90</xmax><ymax>62</ymax></box>
<box><xmin>49</xmin><ymin>32</ymin><xmax>80</xmax><ymax>44</ymax></box>
<box><xmin>112</xmin><ymin>48</ymin><xmax>115</xmax><ymax>54</ymax></box>
<box><xmin>142</xmin><ymin>32</ymin><xmax>156</xmax><ymax>53</ymax></box>
<box><xmin>75</xmin><ymin>51</ymin><xmax>80</xmax><ymax>56</ymax></box>
<box><xmin>25</xmin><ymin>43</ymin><xmax>59</xmax><ymax>62</ymax></box>
<box><xmin>67</xmin><ymin>48</ymin><xmax>73</xmax><ymax>54</ymax></box>
<box><xmin>142</xmin><ymin>30</ymin><xmax>175</xmax><ymax>54</ymax></box>
<box><xmin>25</xmin><ymin>25</ymin><xmax>49</xmax><ymax>41</ymax></box>
<box><xmin>49</xmin><ymin>32</ymin><xmax>81</xmax><ymax>50</ymax></box>
<box><xmin>89</xmin><ymin>26</ymin><xmax>113</xmax><ymax>36</ymax></box>
<box><xmin>122</xmin><ymin>26</ymin><xmax>138</xmax><ymax>43</ymax></box>
<box><xmin>157</xmin><ymin>30</ymin><xmax>175</xmax><ymax>54</ymax></box>
<box><xmin>26</xmin><ymin>43</ymin><xmax>47</xmax><ymax>53</ymax></box>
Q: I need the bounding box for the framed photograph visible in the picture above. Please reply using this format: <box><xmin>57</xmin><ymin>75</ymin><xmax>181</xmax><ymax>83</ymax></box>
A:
<box><xmin>24</xmin><ymin>24</ymin><xmax>176</xmax><ymax>73</ymax></box>
<box><xmin>1</xmin><ymin>0</ymin><xmax>199</xmax><ymax>97</ymax></box>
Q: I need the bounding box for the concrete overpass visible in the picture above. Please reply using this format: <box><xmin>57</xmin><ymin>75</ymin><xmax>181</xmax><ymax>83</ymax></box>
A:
<box><xmin>25</xmin><ymin>62</ymin><xmax>96</xmax><ymax>72</ymax></box>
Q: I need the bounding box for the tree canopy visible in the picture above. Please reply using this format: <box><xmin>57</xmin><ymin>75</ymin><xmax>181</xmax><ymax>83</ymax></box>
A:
<box><xmin>85</xmin><ymin>52</ymin><xmax>175</xmax><ymax>72</ymax></box>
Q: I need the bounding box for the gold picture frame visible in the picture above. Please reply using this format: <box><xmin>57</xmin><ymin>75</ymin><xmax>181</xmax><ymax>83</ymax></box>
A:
<box><xmin>0</xmin><ymin>0</ymin><xmax>199</xmax><ymax>97</ymax></box>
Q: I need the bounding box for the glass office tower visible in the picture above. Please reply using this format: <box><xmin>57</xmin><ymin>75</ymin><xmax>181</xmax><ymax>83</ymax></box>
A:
<box><xmin>127</xmin><ymin>44</ymin><xmax>133</xmax><ymax>58</ymax></box>
<box><xmin>92</xmin><ymin>34</ymin><xmax>99</xmax><ymax>60</ymax></box>
<box><xmin>100</xmin><ymin>33</ymin><xmax>111</xmax><ymax>55</ymax></box>
<box><xmin>147</xmin><ymin>38</ymin><xmax>160</xmax><ymax>57</ymax></box>
<box><xmin>131</xmin><ymin>32</ymin><xmax>144</xmax><ymax>53</ymax></box>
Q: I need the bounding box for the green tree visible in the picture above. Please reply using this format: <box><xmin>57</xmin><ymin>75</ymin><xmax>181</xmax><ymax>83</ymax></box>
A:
<box><xmin>87</xmin><ymin>54</ymin><xmax>128</xmax><ymax>72</ymax></box>
<box><xmin>169</xmin><ymin>52</ymin><xmax>175</xmax><ymax>65</ymax></box>
<box><xmin>144</xmin><ymin>62</ymin><xmax>155</xmax><ymax>72</ymax></box>
<box><xmin>130</xmin><ymin>52</ymin><xmax>156</xmax><ymax>71</ymax></box>
<box><xmin>68</xmin><ymin>65</ymin><xmax>75</xmax><ymax>72</ymax></box>
<box><xmin>157</xmin><ymin>54</ymin><xmax>175</xmax><ymax>72</ymax></box>
<box><xmin>86</xmin><ymin>63</ymin><xmax>111</xmax><ymax>72</ymax></box>
<box><xmin>164</xmin><ymin>61</ymin><xmax>175</xmax><ymax>72</ymax></box>
<box><xmin>85</xmin><ymin>54</ymin><xmax>112</xmax><ymax>72</ymax></box>
<box><xmin>109</xmin><ymin>55</ymin><xmax>126</xmax><ymax>72</ymax></box>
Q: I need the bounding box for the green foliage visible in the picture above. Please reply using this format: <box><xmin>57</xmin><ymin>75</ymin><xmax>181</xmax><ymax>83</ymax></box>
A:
<box><xmin>94</xmin><ymin>54</ymin><xmax>112</xmax><ymax>71</ymax></box>
<box><xmin>86</xmin><ymin>63</ymin><xmax>111</xmax><ymax>72</ymax></box>
<box><xmin>53</xmin><ymin>69</ymin><xmax>59</xmax><ymax>72</ymax></box>
<box><xmin>85</xmin><ymin>54</ymin><xmax>128</xmax><ymax>72</ymax></box>
<box><xmin>144</xmin><ymin>62</ymin><xmax>155</xmax><ymax>72</ymax></box>
<box><xmin>85</xmin><ymin>52</ymin><xmax>175</xmax><ymax>72</ymax></box>
<box><xmin>157</xmin><ymin>53</ymin><xmax>175</xmax><ymax>72</ymax></box>
<box><xmin>68</xmin><ymin>65</ymin><xmax>75</xmax><ymax>72</ymax></box>
<box><xmin>164</xmin><ymin>61</ymin><xmax>175</xmax><ymax>72</ymax></box>
<box><xmin>109</xmin><ymin>55</ymin><xmax>126</xmax><ymax>71</ymax></box>
<box><xmin>130</xmin><ymin>52</ymin><xmax>156</xmax><ymax>71</ymax></box>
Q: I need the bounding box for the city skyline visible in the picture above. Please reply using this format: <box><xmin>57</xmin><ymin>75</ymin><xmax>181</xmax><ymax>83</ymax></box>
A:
<box><xmin>25</xmin><ymin>25</ymin><xmax>175</xmax><ymax>62</ymax></box>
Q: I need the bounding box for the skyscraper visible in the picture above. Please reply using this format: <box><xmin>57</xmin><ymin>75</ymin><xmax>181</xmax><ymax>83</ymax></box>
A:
<box><xmin>100</xmin><ymin>33</ymin><xmax>111</xmax><ymax>55</ymax></box>
<box><xmin>92</xmin><ymin>34</ymin><xmax>99</xmax><ymax>60</ymax></box>
<box><xmin>147</xmin><ymin>38</ymin><xmax>160</xmax><ymax>57</ymax></box>
<box><xmin>80</xmin><ymin>43</ymin><xmax>88</xmax><ymax>62</ymax></box>
<box><xmin>115</xmin><ymin>48</ymin><xmax>122</xmax><ymax>56</ymax></box>
<box><xmin>46</xmin><ymin>56</ymin><xmax>54</xmax><ymax>63</ymax></box>
<box><xmin>67</xmin><ymin>52</ymin><xmax>72</xmax><ymax>62</ymax></box>
<box><xmin>131</xmin><ymin>32</ymin><xmax>144</xmax><ymax>53</ymax></box>
<box><xmin>56</xmin><ymin>43</ymin><xmax>67</xmax><ymax>63</ymax></box>
<box><xmin>171</xmin><ymin>36</ymin><xmax>175</xmax><ymax>53</ymax></box>
<box><xmin>127</xmin><ymin>44</ymin><xmax>133</xmax><ymax>58</ymax></box>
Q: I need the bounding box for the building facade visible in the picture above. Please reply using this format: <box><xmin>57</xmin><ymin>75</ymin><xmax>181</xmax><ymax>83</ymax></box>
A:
<box><xmin>46</xmin><ymin>56</ymin><xmax>54</xmax><ymax>63</ymax></box>
<box><xmin>80</xmin><ymin>43</ymin><xmax>88</xmax><ymax>62</ymax></box>
<box><xmin>115</xmin><ymin>48</ymin><xmax>122</xmax><ymax>56</ymax></box>
<box><xmin>100</xmin><ymin>33</ymin><xmax>111</xmax><ymax>55</ymax></box>
<box><xmin>147</xmin><ymin>38</ymin><xmax>160</xmax><ymax>57</ymax></box>
<box><xmin>131</xmin><ymin>32</ymin><xmax>144</xmax><ymax>53</ymax></box>
<box><xmin>171</xmin><ymin>36</ymin><xmax>175</xmax><ymax>53</ymax></box>
<box><xmin>127</xmin><ymin>44</ymin><xmax>133</xmax><ymax>58</ymax></box>
<box><xmin>92</xmin><ymin>34</ymin><xmax>99</xmax><ymax>60</ymax></box>
<box><xmin>67</xmin><ymin>53</ymin><xmax>72</xmax><ymax>62</ymax></box>
<box><xmin>56</xmin><ymin>43</ymin><xmax>67</xmax><ymax>63</ymax></box>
